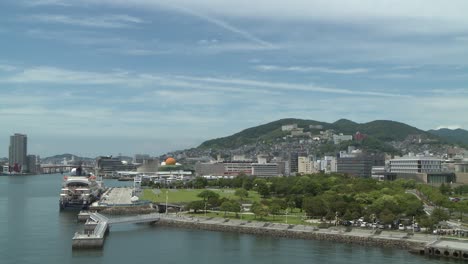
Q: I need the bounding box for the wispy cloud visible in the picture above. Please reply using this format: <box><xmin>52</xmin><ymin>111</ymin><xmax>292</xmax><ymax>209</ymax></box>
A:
<box><xmin>254</xmin><ymin>64</ymin><xmax>371</xmax><ymax>75</ymax></box>
<box><xmin>23</xmin><ymin>0</ymin><xmax>70</xmax><ymax>7</ymax></box>
<box><xmin>0</xmin><ymin>64</ymin><xmax>17</xmax><ymax>72</ymax></box>
<box><xmin>1</xmin><ymin>65</ymin><xmax>405</xmax><ymax>98</ymax></box>
<box><xmin>175</xmin><ymin>6</ymin><xmax>274</xmax><ymax>48</ymax></box>
<box><xmin>174</xmin><ymin>75</ymin><xmax>408</xmax><ymax>98</ymax></box>
<box><xmin>22</xmin><ymin>14</ymin><xmax>144</xmax><ymax>28</ymax></box>
<box><xmin>371</xmin><ymin>73</ymin><xmax>412</xmax><ymax>79</ymax></box>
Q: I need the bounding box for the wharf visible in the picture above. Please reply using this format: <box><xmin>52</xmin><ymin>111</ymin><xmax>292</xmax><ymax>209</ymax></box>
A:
<box><xmin>72</xmin><ymin>212</ymin><xmax>160</xmax><ymax>249</ymax></box>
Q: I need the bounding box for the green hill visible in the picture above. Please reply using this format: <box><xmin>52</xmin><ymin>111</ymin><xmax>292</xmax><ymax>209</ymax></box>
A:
<box><xmin>198</xmin><ymin>118</ymin><xmax>330</xmax><ymax>149</ymax></box>
<box><xmin>198</xmin><ymin>118</ymin><xmax>440</xmax><ymax>151</ymax></box>
<box><xmin>337</xmin><ymin>120</ymin><xmax>435</xmax><ymax>142</ymax></box>
<box><xmin>428</xmin><ymin>128</ymin><xmax>468</xmax><ymax>146</ymax></box>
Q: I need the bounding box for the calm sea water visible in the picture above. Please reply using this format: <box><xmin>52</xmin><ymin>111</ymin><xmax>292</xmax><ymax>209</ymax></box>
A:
<box><xmin>0</xmin><ymin>174</ymin><xmax>454</xmax><ymax>264</ymax></box>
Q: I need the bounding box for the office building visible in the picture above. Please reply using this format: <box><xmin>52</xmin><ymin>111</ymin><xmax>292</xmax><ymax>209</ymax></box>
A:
<box><xmin>389</xmin><ymin>157</ymin><xmax>442</xmax><ymax>174</ymax></box>
<box><xmin>337</xmin><ymin>153</ymin><xmax>385</xmax><ymax>178</ymax></box>
<box><xmin>251</xmin><ymin>163</ymin><xmax>279</xmax><ymax>177</ymax></box>
<box><xmin>9</xmin><ymin>133</ymin><xmax>27</xmax><ymax>172</ymax></box>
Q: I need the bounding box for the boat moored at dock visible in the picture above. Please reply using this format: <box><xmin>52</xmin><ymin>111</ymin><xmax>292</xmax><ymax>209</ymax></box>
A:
<box><xmin>59</xmin><ymin>167</ymin><xmax>104</xmax><ymax>210</ymax></box>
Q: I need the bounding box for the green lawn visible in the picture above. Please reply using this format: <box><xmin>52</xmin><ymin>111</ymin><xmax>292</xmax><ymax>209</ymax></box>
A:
<box><xmin>189</xmin><ymin>211</ymin><xmax>311</xmax><ymax>225</ymax></box>
<box><xmin>141</xmin><ymin>188</ymin><xmax>261</xmax><ymax>204</ymax></box>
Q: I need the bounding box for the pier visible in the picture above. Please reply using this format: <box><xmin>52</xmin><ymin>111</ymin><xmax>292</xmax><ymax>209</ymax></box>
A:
<box><xmin>72</xmin><ymin>212</ymin><xmax>161</xmax><ymax>249</ymax></box>
<box><xmin>424</xmin><ymin>239</ymin><xmax>468</xmax><ymax>260</ymax></box>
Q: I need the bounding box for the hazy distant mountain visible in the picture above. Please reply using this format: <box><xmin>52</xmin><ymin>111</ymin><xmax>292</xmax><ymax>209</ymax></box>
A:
<box><xmin>198</xmin><ymin>118</ymin><xmax>438</xmax><ymax>150</ymax></box>
<box><xmin>428</xmin><ymin>128</ymin><xmax>468</xmax><ymax>146</ymax></box>
<box><xmin>41</xmin><ymin>153</ymin><xmax>94</xmax><ymax>164</ymax></box>
<box><xmin>333</xmin><ymin>119</ymin><xmax>436</xmax><ymax>142</ymax></box>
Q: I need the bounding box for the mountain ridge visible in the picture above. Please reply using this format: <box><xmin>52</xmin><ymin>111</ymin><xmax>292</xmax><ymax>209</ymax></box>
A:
<box><xmin>198</xmin><ymin>118</ymin><xmax>444</xmax><ymax>151</ymax></box>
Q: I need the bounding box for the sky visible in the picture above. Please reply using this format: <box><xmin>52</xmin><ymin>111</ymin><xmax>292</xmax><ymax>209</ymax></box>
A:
<box><xmin>1</xmin><ymin>0</ymin><xmax>468</xmax><ymax>158</ymax></box>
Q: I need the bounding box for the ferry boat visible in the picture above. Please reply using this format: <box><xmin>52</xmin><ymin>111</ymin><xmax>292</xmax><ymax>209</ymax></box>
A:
<box><xmin>59</xmin><ymin>167</ymin><xmax>104</xmax><ymax>210</ymax></box>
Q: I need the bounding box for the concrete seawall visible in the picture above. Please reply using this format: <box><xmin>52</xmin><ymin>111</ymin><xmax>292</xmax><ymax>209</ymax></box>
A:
<box><xmin>157</xmin><ymin>216</ymin><xmax>427</xmax><ymax>250</ymax></box>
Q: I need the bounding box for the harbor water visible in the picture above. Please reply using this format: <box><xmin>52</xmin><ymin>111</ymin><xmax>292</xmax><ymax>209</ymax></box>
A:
<box><xmin>0</xmin><ymin>174</ymin><xmax>455</xmax><ymax>264</ymax></box>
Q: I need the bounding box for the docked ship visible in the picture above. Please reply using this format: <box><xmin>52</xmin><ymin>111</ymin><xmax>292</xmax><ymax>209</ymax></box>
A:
<box><xmin>59</xmin><ymin>167</ymin><xmax>104</xmax><ymax>210</ymax></box>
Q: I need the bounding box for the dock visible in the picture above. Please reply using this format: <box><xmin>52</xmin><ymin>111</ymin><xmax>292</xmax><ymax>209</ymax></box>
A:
<box><xmin>72</xmin><ymin>212</ymin><xmax>160</xmax><ymax>249</ymax></box>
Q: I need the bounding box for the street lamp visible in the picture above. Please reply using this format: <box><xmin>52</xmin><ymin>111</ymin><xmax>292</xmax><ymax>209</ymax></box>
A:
<box><xmin>285</xmin><ymin>208</ymin><xmax>289</xmax><ymax>224</ymax></box>
<box><xmin>204</xmin><ymin>200</ymin><xmax>207</xmax><ymax>217</ymax></box>
<box><xmin>165</xmin><ymin>190</ymin><xmax>168</xmax><ymax>215</ymax></box>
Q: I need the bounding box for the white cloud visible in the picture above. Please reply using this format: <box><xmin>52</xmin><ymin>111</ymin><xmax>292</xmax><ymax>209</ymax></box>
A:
<box><xmin>255</xmin><ymin>64</ymin><xmax>370</xmax><ymax>74</ymax></box>
<box><xmin>23</xmin><ymin>14</ymin><xmax>144</xmax><ymax>28</ymax></box>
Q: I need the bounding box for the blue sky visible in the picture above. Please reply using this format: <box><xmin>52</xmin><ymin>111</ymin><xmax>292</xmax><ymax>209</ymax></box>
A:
<box><xmin>1</xmin><ymin>0</ymin><xmax>468</xmax><ymax>157</ymax></box>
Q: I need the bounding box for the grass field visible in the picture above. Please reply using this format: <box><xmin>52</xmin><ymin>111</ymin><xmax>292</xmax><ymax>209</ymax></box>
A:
<box><xmin>141</xmin><ymin>188</ymin><xmax>262</xmax><ymax>203</ymax></box>
<box><xmin>189</xmin><ymin>211</ymin><xmax>310</xmax><ymax>225</ymax></box>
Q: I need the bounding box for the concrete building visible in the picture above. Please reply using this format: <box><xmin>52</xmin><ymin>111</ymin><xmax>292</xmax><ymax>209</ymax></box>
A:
<box><xmin>337</xmin><ymin>153</ymin><xmax>385</xmax><ymax>178</ymax></box>
<box><xmin>371</xmin><ymin>166</ymin><xmax>386</xmax><ymax>181</ymax></box>
<box><xmin>133</xmin><ymin>154</ymin><xmax>151</xmax><ymax>164</ymax></box>
<box><xmin>385</xmin><ymin>156</ymin><xmax>456</xmax><ymax>184</ymax></box>
<box><xmin>281</xmin><ymin>124</ymin><xmax>298</xmax><ymax>131</ymax></box>
<box><xmin>195</xmin><ymin>162</ymin><xmax>225</xmax><ymax>176</ymax></box>
<box><xmin>309</xmin><ymin>124</ymin><xmax>324</xmax><ymax>130</ymax></box>
<box><xmin>27</xmin><ymin>155</ymin><xmax>38</xmax><ymax>174</ymax></box>
<box><xmin>451</xmin><ymin>162</ymin><xmax>468</xmax><ymax>184</ymax></box>
<box><xmin>256</xmin><ymin>155</ymin><xmax>269</xmax><ymax>164</ymax></box>
<box><xmin>251</xmin><ymin>163</ymin><xmax>279</xmax><ymax>177</ymax></box>
<box><xmin>136</xmin><ymin>158</ymin><xmax>159</xmax><ymax>173</ymax></box>
<box><xmin>289</xmin><ymin>153</ymin><xmax>300</xmax><ymax>175</ymax></box>
<box><xmin>389</xmin><ymin>157</ymin><xmax>443</xmax><ymax>174</ymax></box>
<box><xmin>333</xmin><ymin>134</ymin><xmax>353</xmax><ymax>145</ymax></box>
<box><xmin>9</xmin><ymin>133</ymin><xmax>27</xmax><ymax>172</ymax></box>
<box><xmin>298</xmin><ymin>156</ymin><xmax>314</xmax><ymax>174</ymax></box>
<box><xmin>318</xmin><ymin>156</ymin><xmax>337</xmax><ymax>174</ymax></box>
<box><xmin>96</xmin><ymin>156</ymin><xmax>136</xmax><ymax>176</ymax></box>
<box><xmin>223</xmin><ymin>162</ymin><xmax>252</xmax><ymax>176</ymax></box>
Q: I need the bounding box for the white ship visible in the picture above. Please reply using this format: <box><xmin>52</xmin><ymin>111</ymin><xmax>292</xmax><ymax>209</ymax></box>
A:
<box><xmin>59</xmin><ymin>167</ymin><xmax>104</xmax><ymax>210</ymax></box>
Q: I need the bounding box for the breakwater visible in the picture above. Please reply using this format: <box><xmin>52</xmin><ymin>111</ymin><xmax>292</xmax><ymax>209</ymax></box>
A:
<box><xmin>158</xmin><ymin>216</ymin><xmax>427</xmax><ymax>250</ymax></box>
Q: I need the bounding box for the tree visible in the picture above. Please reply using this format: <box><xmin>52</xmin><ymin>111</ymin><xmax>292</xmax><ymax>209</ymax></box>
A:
<box><xmin>193</xmin><ymin>177</ymin><xmax>208</xmax><ymax>189</ymax></box>
<box><xmin>431</xmin><ymin>207</ymin><xmax>449</xmax><ymax>223</ymax></box>
<box><xmin>234</xmin><ymin>188</ymin><xmax>249</xmax><ymax>202</ymax></box>
<box><xmin>220</xmin><ymin>200</ymin><xmax>241</xmax><ymax>217</ymax></box>
<box><xmin>303</xmin><ymin>196</ymin><xmax>327</xmax><ymax>218</ymax></box>
<box><xmin>379</xmin><ymin>208</ymin><xmax>395</xmax><ymax>225</ymax></box>
<box><xmin>269</xmin><ymin>199</ymin><xmax>287</xmax><ymax>220</ymax></box>
<box><xmin>439</xmin><ymin>183</ymin><xmax>452</xmax><ymax>196</ymax></box>
<box><xmin>254</xmin><ymin>179</ymin><xmax>270</xmax><ymax>198</ymax></box>
<box><xmin>197</xmin><ymin>190</ymin><xmax>220</xmax><ymax>212</ymax></box>
<box><xmin>198</xmin><ymin>190</ymin><xmax>220</xmax><ymax>201</ymax></box>
<box><xmin>251</xmin><ymin>201</ymin><xmax>269</xmax><ymax>220</ymax></box>
<box><xmin>186</xmin><ymin>200</ymin><xmax>205</xmax><ymax>213</ymax></box>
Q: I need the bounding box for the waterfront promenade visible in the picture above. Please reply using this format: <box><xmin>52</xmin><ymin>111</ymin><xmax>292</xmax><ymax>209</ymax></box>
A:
<box><xmin>157</xmin><ymin>213</ymin><xmax>468</xmax><ymax>259</ymax></box>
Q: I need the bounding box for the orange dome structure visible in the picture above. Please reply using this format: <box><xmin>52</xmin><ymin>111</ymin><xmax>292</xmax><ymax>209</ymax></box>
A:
<box><xmin>165</xmin><ymin>157</ymin><xmax>176</xmax><ymax>165</ymax></box>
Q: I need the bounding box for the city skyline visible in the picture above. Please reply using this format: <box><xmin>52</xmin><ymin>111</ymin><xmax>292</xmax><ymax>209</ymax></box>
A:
<box><xmin>1</xmin><ymin>0</ymin><xmax>468</xmax><ymax>157</ymax></box>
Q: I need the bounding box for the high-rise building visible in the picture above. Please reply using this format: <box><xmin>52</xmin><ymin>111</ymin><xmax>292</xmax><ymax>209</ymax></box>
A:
<box><xmin>9</xmin><ymin>133</ymin><xmax>27</xmax><ymax>172</ymax></box>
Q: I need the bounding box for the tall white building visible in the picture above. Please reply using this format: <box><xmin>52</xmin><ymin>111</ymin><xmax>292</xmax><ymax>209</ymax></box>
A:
<box><xmin>9</xmin><ymin>133</ymin><xmax>27</xmax><ymax>172</ymax></box>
